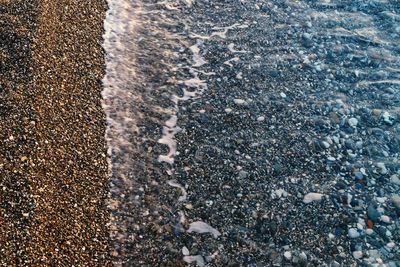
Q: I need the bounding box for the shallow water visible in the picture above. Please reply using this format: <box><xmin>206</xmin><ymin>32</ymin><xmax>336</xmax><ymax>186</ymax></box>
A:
<box><xmin>103</xmin><ymin>0</ymin><xmax>399</xmax><ymax>265</ymax></box>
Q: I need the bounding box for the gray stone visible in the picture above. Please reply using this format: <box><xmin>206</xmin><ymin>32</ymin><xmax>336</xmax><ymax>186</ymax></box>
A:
<box><xmin>390</xmin><ymin>174</ymin><xmax>400</xmax><ymax>185</ymax></box>
<box><xmin>348</xmin><ymin>228</ymin><xmax>360</xmax><ymax>238</ymax></box>
<box><xmin>367</xmin><ymin>206</ymin><xmax>380</xmax><ymax>222</ymax></box>
<box><xmin>391</xmin><ymin>194</ymin><xmax>400</xmax><ymax>209</ymax></box>
<box><xmin>354</xmin><ymin>171</ymin><xmax>363</xmax><ymax>180</ymax></box>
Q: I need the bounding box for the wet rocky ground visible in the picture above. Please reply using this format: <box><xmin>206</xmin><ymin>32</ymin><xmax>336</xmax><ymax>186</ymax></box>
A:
<box><xmin>104</xmin><ymin>0</ymin><xmax>399</xmax><ymax>266</ymax></box>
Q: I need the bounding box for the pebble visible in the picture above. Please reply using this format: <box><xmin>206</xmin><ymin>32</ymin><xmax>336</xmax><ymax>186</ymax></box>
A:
<box><xmin>348</xmin><ymin>228</ymin><xmax>360</xmax><ymax>238</ymax></box>
<box><xmin>376</xmin><ymin>162</ymin><xmax>387</xmax><ymax>175</ymax></box>
<box><xmin>257</xmin><ymin>116</ymin><xmax>265</xmax><ymax>122</ymax></box>
<box><xmin>366</xmin><ymin>229</ymin><xmax>374</xmax><ymax>235</ymax></box>
<box><xmin>348</xmin><ymin>118</ymin><xmax>358</xmax><ymax>127</ymax></box>
<box><xmin>321</xmin><ymin>141</ymin><xmax>330</xmax><ymax>149</ymax></box>
<box><xmin>280</xmin><ymin>92</ymin><xmax>287</xmax><ymax>98</ymax></box>
<box><xmin>390</xmin><ymin>174</ymin><xmax>400</xmax><ymax>185</ymax></box>
<box><xmin>303</xmin><ymin>193</ymin><xmax>324</xmax><ymax>203</ymax></box>
<box><xmin>367</xmin><ymin>206</ymin><xmax>381</xmax><ymax>222</ymax></box>
<box><xmin>183</xmin><ymin>255</ymin><xmax>205</xmax><ymax>267</ymax></box>
<box><xmin>238</xmin><ymin>170</ymin><xmax>248</xmax><ymax>179</ymax></box>
<box><xmin>354</xmin><ymin>171</ymin><xmax>363</xmax><ymax>180</ymax></box>
<box><xmin>390</xmin><ymin>194</ymin><xmax>400</xmax><ymax>208</ymax></box>
<box><xmin>373</xmin><ymin>109</ymin><xmax>381</xmax><ymax>116</ymax></box>
<box><xmin>233</xmin><ymin>99</ymin><xmax>245</xmax><ymax>104</ymax></box>
<box><xmin>298</xmin><ymin>251</ymin><xmax>307</xmax><ymax>261</ymax></box>
<box><xmin>380</xmin><ymin>215</ymin><xmax>390</xmax><ymax>224</ymax></box>
<box><xmin>327</xmin><ymin>156</ymin><xmax>336</xmax><ymax>161</ymax></box>
<box><xmin>382</xmin><ymin>111</ymin><xmax>393</xmax><ymax>124</ymax></box>
<box><xmin>283</xmin><ymin>251</ymin><xmax>292</xmax><ymax>260</ymax></box>
<box><xmin>182</xmin><ymin>246</ymin><xmax>189</xmax><ymax>256</ymax></box>
<box><xmin>352</xmin><ymin>250</ymin><xmax>363</xmax><ymax>259</ymax></box>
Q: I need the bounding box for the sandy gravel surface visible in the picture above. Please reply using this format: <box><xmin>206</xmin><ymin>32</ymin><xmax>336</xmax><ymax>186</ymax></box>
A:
<box><xmin>0</xmin><ymin>0</ymin><xmax>111</xmax><ymax>265</ymax></box>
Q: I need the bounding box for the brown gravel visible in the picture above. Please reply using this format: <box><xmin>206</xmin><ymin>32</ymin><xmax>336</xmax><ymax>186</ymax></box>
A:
<box><xmin>0</xmin><ymin>0</ymin><xmax>111</xmax><ymax>265</ymax></box>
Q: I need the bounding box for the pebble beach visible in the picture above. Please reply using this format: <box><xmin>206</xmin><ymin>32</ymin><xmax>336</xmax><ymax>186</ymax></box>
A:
<box><xmin>0</xmin><ymin>0</ymin><xmax>111</xmax><ymax>265</ymax></box>
<box><xmin>1</xmin><ymin>0</ymin><xmax>400</xmax><ymax>266</ymax></box>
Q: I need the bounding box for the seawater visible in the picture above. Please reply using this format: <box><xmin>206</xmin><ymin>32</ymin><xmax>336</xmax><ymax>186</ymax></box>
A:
<box><xmin>102</xmin><ymin>0</ymin><xmax>399</xmax><ymax>265</ymax></box>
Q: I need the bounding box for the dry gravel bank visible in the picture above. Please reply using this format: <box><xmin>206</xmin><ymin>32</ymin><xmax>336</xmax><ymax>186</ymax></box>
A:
<box><xmin>0</xmin><ymin>0</ymin><xmax>111</xmax><ymax>265</ymax></box>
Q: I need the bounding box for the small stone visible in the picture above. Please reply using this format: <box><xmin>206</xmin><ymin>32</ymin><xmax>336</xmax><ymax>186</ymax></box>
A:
<box><xmin>390</xmin><ymin>174</ymin><xmax>400</xmax><ymax>185</ymax></box>
<box><xmin>21</xmin><ymin>156</ymin><xmax>28</xmax><ymax>162</ymax></box>
<box><xmin>391</xmin><ymin>194</ymin><xmax>400</xmax><ymax>208</ymax></box>
<box><xmin>298</xmin><ymin>251</ymin><xmax>307</xmax><ymax>261</ymax></box>
<box><xmin>238</xmin><ymin>170</ymin><xmax>248</xmax><ymax>179</ymax></box>
<box><xmin>373</xmin><ymin>109</ymin><xmax>381</xmax><ymax>116</ymax></box>
<box><xmin>380</xmin><ymin>215</ymin><xmax>390</xmax><ymax>223</ymax></box>
<box><xmin>303</xmin><ymin>33</ymin><xmax>312</xmax><ymax>40</ymax></box>
<box><xmin>366</xmin><ymin>229</ymin><xmax>374</xmax><ymax>235</ymax></box>
<box><xmin>367</xmin><ymin>206</ymin><xmax>380</xmax><ymax>222</ymax></box>
<box><xmin>233</xmin><ymin>99</ymin><xmax>245</xmax><ymax>104</ymax></box>
<box><xmin>283</xmin><ymin>251</ymin><xmax>292</xmax><ymax>260</ymax></box>
<box><xmin>257</xmin><ymin>116</ymin><xmax>265</xmax><ymax>122</ymax></box>
<box><xmin>321</xmin><ymin>141</ymin><xmax>330</xmax><ymax>149</ymax></box>
<box><xmin>366</xmin><ymin>220</ymin><xmax>373</xmax><ymax>229</ymax></box>
<box><xmin>303</xmin><ymin>193</ymin><xmax>324</xmax><ymax>203</ymax></box>
<box><xmin>352</xmin><ymin>251</ymin><xmax>362</xmax><ymax>259</ymax></box>
<box><xmin>354</xmin><ymin>171</ymin><xmax>363</xmax><ymax>180</ymax></box>
<box><xmin>348</xmin><ymin>228</ymin><xmax>360</xmax><ymax>238</ymax></box>
<box><xmin>382</xmin><ymin>111</ymin><xmax>393</xmax><ymax>125</ymax></box>
<box><xmin>376</xmin><ymin>162</ymin><xmax>387</xmax><ymax>175</ymax></box>
<box><xmin>182</xmin><ymin>246</ymin><xmax>189</xmax><ymax>256</ymax></box>
<box><xmin>348</xmin><ymin>118</ymin><xmax>358</xmax><ymax>127</ymax></box>
<box><xmin>280</xmin><ymin>92</ymin><xmax>287</xmax><ymax>98</ymax></box>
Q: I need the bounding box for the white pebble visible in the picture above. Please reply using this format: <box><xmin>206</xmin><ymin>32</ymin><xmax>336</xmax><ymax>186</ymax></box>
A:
<box><xmin>321</xmin><ymin>141</ymin><xmax>330</xmax><ymax>149</ymax></box>
<box><xmin>234</xmin><ymin>99</ymin><xmax>245</xmax><ymax>104</ymax></box>
<box><xmin>386</xmin><ymin>242</ymin><xmax>395</xmax><ymax>249</ymax></box>
<box><xmin>376</xmin><ymin>197</ymin><xmax>386</xmax><ymax>203</ymax></box>
<box><xmin>380</xmin><ymin>215</ymin><xmax>390</xmax><ymax>223</ymax></box>
<box><xmin>303</xmin><ymin>193</ymin><xmax>324</xmax><ymax>203</ymax></box>
<box><xmin>257</xmin><ymin>116</ymin><xmax>265</xmax><ymax>122</ymax></box>
<box><xmin>280</xmin><ymin>92</ymin><xmax>287</xmax><ymax>98</ymax></box>
<box><xmin>352</xmin><ymin>251</ymin><xmax>363</xmax><ymax>259</ymax></box>
<box><xmin>182</xmin><ymin>246</ymin><xmax>189</xmax><ymax>256</ymax></box>
<box><xmin>299</xmin><ymin>252</ymin><xmax>307</xmax><ymax>261</ymax></box>
<box><xmin>348</xmin><ymin>228</ymin><xmax>360</xmax><ymax>238</ymax></box>
<box><xmin>348</xmin><ymin>117</ymin><xmax>358</xmax><ymax>127</ymax></box>
<box><xmin>366</xmin><ymin>229</ymin><xmax>374</xmax><ymax>235</ymax></box>
<box><xmin>183</xmin><ymin>255</ymin><xmax>205</xmax><ymax>267</ymax></box>
<box><xmin>376</xmin><ymin>162</ymin><xmax>388</xmax><ymax>175</ymax></box>
<box><xmin>225</xmin><ymin>108</ymin><xmax>232</xmax><ymax>113</ymax></box>
<box><xmin>284</xmin><ymin>251</ymin><xmax>292</xmax><ymax>260</ymax></box>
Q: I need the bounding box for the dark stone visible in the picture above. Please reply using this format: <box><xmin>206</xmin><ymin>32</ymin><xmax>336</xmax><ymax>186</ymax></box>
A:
<box><xmin>367</xmin><ymin>205</ymin><xmax>380</xmax><ymax>222</ymax></box>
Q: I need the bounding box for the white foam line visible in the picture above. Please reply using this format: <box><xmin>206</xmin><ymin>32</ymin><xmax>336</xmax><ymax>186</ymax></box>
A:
<box><xmin>187</xmin><ymin>221</ymin><xmax>221</xmax><ymax>238</ymax></box>
<box><xmin>157</xmin><ymin>42</ymin><xmax>208</xmax><ymax>165</ymax></box>
<box><xmin>227</xmin><ymin>43</ymin><xmax>249</xmax><ymax>53</ymax></box>
<box><xmin>167</xmin><ymin>180</ymin><xmax>187</xmax><ymax>201</ymax></box>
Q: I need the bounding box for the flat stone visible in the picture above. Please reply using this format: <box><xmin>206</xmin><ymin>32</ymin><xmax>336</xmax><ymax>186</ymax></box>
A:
<box><xmin>348</xmin><ymin>118</ymin><xmax>358</xmax><ymax>127</ymax></box>
<box><xmin>348</xmin><ymin>228</ymin><xmax>360</xmax><ymax>238</ymax></box>
<box><xmin>367</xmin><ymin>206</ymin><xmax>380</xmax><ymax>222</ymax></box>
<box><xmin>391</xmin><ymin>194</ymin><xmax>400</xmax><ymax>209</ymax></box>
<box><xmin>390</xmin><ymin>174</ymin><xmax>400</xmax><ymax>185</ymax></box>
<box><xmin>352</xmin><ymin>251</ymin><xmax>362</xmax><ymax>259</ymax></box>
<box><xmin>303</xmin><ymin>193</ymin><xmax>324</xmax><ymax>203</ymax></box>
<box><xmin>283</xmin><ymin>251</ymin><xmax>292</xmax><ymax>260</ymax></box>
